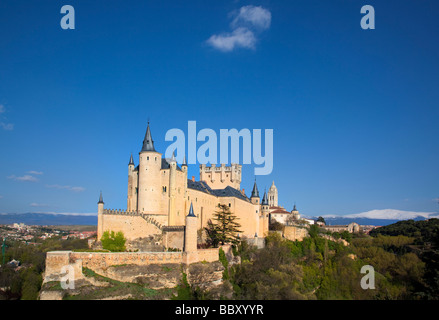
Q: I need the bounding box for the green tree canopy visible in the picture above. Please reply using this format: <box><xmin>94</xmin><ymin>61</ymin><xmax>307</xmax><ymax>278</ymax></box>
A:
<box><xmin>205</xmin><ymin>204</ymin><xmax>242</xmax><ymax>247</ymax></box>
<box><xmin>101</xmin><ymin>231</ymin><xmax>126</xmax><ymax>252</ymax></box>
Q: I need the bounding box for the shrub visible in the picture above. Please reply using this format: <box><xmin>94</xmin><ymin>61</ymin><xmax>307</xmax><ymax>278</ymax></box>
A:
<box><xmin>101</xmin><ymin>231</ymin><xmax>126</xmax><ymax>252</ymax></box>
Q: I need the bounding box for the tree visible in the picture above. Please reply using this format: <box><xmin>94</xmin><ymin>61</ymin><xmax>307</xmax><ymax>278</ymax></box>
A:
<box><xmin>101</xmin><ymin>231</ymin><xmax>126</xmax><ymax>252</ymax></box>
<box><xmin>317</xmin><ymin>216</ymin><xmax>326</xmax><ymax>224</ymax></box>
<box><xmin>204</xmin><ymin>220</ymin><xmax>220</xmax><ymax>248</ymax></box>
<box><xmin>205</xmin><ymin>204</ymin><xmax>242</xmax><ymax>246</ymax></box>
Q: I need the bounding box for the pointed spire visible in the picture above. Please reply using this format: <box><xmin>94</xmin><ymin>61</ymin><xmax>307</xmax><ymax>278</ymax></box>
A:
<box><xmin>141</xmin><ymin>121</ymin><xmax>156</xmax><ymax>152</ymax></box>
<box><xmin>262</xmin><ymin>189</ymin><xmax>268</xmax><ymax>205</ymax></box>
<box><xmin>129</xmin><ymin>153</ymin><xmax>134</xmax><ymax>166</ymax></box>
<box><xmin>251</xmin><ymin>178</ymin><xmax>259</xmax><ymax>198</ymax></box>
<box><xmin>187</xmin><ymin>202</ymin><xmax>196</xmax><ymax>217</ymax></box>
<box><xmin>182</xmin><ymin>155</ymin><xmax>187</xmax><ymax>166</ymax></box>
<box><xmin>293</xmin><ymin>203</ymin><xmax>297</xmax><ymax>211</ymax></box>
<box><xmin>171</xmin><ymin>151</ymin><xmax>176</xmax><ymax>162</ymax></box>
<box><xmin>98</xmin><ymin>191</ymin><xmax>104</xmax><ymax>204</ymax></box>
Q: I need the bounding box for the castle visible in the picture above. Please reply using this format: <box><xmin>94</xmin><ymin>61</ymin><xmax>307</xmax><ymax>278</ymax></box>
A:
<box><xmin>97</xmin><ymin>122</ymin><xmax>295</xmax><ymax>248</ymax></box>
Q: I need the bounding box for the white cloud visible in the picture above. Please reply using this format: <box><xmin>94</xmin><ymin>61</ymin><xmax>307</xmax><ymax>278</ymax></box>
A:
<box><xmin>27</xmin><ymin>171</ymin><xmax>43</xmax><ymax>175</ymax></box>
<box><xmin>30</xmin><ymin>203</ymin><xmax>49</xmax><ymax>207</ymax></box>
<box><xmin>0</xmin><ymin>122</ymin><xmax>14</xmax><ymax>131</ymax></box>
<box><xmin>8</xmin><ymin>174</ymin><xmax>38</xmax><ymax>182</ymax></box>
<box><xmin>231</xmin><ymin>5</ymin><xmax>271</xmax><ymax>30</ymax></box>
<box><xmin>46</xmin><ymin>184</ymin><xmax>85</xmax><ymax>192</ymax></box>
<box><xmin>0</xmin><ymin>105</ymin><xmax>13</xmax><ymax>131</ymax></box>
<box><xmin>207</xmin><ymin>5</ymin><xmax>271</xmax><ymax>52</ymax></box>
<box><xmin>323</xmin><ymin>209</ymin><xmax>439</xmax><ymax>220</ymax></box>
<box><xmin>207</xmin><ymin>27</ymin><xmax>257</xmax><ymax>52</ymax></box>
<box><xmin>34</xmin><ymin>212</ymin><xmax>97</xmax><ymax>216</ymax></box>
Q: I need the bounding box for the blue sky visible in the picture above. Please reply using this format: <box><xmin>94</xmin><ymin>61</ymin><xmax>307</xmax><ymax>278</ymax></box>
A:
<box><xmin>0</xmin><ymin>0</ymin><xmax>438</xmax><ymax>217</ymax></box>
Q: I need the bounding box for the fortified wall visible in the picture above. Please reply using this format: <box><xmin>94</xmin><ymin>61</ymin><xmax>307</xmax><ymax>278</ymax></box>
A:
<box><xmin>44</xmin><ymin>203</ymin><xmax>218</xmax><ymax>283</ymax></box>
<box><xmin>44</xmin><ymin>249</ymin><xmax>219</xmax><ymax>283</ymax></box>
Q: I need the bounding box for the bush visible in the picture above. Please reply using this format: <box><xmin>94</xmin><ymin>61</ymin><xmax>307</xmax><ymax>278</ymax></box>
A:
<box><xmin>101</xmin><ymin>231</ymin><xmax>126</xmax><ymax>252</ymax></box>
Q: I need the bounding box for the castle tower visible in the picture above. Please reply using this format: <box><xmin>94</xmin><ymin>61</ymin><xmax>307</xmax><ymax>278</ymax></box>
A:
<box><xmin>200</xmin><ymin>163</ymin><xmax>242</xmax><ymax>190</ymax></box>
<box><xmin>268</xmin><ymin>181</ymin><xmax>278</xmax><ymax>207</ymax></box>
<box><xmin>184</xmin><ymin>202</ymin><xmax>198</xmax><ymax>253</ymax></box>
<box><xmin>137</xmin><ymin>122</ymin><xmax>163</xmax><ymax>214</ymax></box>
<box><xmin>291</xmin><ymin>204</ymin><xmax>300</xmax><ymax>220</ymax></box>
<box><xmin>261</xmin><ymin>190</ymin><xmax>269</xmax><ymax>214</ymax></box>
<box><xmin>168</xmin><ymin>151</ymin><xmax>177</xmax><ymax>225</ymax></box>
<box><xmin>261</xmin><ymin>190</ymin><xmax>270</xmax><ymax>233</ymax></box>
<box><xmin>127</xmin><ymin>154</ymin><xmax>136</xmax><ymax>211</ymax></box>
<box><xmin>97</xmin><ymin>191</ymin><xmax>104</xmax><ymax>240</ymax></box>
<box><xmin>182</xmin><ymin>155</ymin><xmax>188</xmax><ymax>212</ymax></box>
<box><xmin>250</xmin><ymin>179</ymin><xmax>260</xmax><ymax>205</ymax></box>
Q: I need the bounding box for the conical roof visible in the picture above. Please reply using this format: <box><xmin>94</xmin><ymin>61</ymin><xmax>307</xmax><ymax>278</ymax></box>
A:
<box><xmin>98</xmin><ymin>191</ymin><xmax>104</xmax><ymax>204</ymax></box>
<box><xmin>251</xmin><ymin>179</ymin><xmax>259</xmax><ymax>198</ymax></box>
<box><xmin>262</xmin><ymin>190</ymin><xmax>268</xmax><ymax>205</ymax></box>
<box><xmin>141</xmin><ymin>122</ymin><xmax>156</xmax><ymax>152</ymax></box>
<box><xmin>187</xmin><ymin>202</ymin><xmax>196</xmax><ymax>217</ymax></box>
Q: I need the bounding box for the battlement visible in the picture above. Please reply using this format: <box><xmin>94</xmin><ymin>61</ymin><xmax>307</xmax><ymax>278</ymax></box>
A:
<box><xmin>199</xmin><ymin>163</ymin><xmax>242</xmax><ymax>190</ymax></box>
<box><xmin>200</xmin><ymin>163</ymin><xmax>241</xmax><ymax>172</ymax></box>
<box><xmin>102</xmin><ymin>209</ymin><xmax>165</xmax><ymax>230</ymax></box>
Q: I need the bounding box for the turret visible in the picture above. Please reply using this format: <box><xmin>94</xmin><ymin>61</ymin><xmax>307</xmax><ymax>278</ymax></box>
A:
<box><xmin>127</xmin><ymin>154</ymin><xmax>135</xmax><ymax>211</ymax></box>
<box><xmin>182</xmin><ymin>155</ymin><xmax>188</xmax><ymax>209</ymax></box>
<box><xmin>184</xmin><ymin>202</ymin><xmax>198</xmax><ymax>253</ymax></box>
<box><xmin>261</xmin><ymin>190</ymin><xmax>269</xmax><ymax>213</ymax></box>
<box><xmin>168</xmin><ymin>151</ymin><xmax>177</xmax><ymax>225</ymax></box>
<box><xmin>291</xmin><ymin>204</ymin><xmax>300</xmax><ymax>220</ymax></box>
<box><xmin>250</xmin><ymin>179</ymin><xmax>260</xmax><ymax>205</ymax></box>
<box><xmin>97</xmin><ymin>191</ymin><xmax>104</xmax><ymax>240</ymax></box>
<box><xmin>138</xmin><ymin>121</ymin><xmax>162</xmax><ymax>213</ymax></box>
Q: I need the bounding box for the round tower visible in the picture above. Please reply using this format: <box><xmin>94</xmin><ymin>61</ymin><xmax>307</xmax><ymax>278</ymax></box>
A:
<box><xmin>184</xmin><ymin>202</ymin><xmax>198</xmax><ymax>253</ymax></box>
<box><xmin>261</xmin><ymin>190</ymin><xmax>270</xmax><ymax>234</ymax></box>
<box><xmin>137</xmin><ymin>122</ymin><xmax>163</xmax><ymax>214</ymax></box>
<box><xmin>168</xmin><ymin>151</ymin><xmax>177</xmax><ymax>225</ymax></box>
<box><xmin>127</xmin><ymin>154</ymin><xmax>135</xmax><ymax>211</ymax></box>
<box><xmin>182</xmin><ymin>155</ymin><xmax>188</xmax><ymax>210</ymax></box>
<box><xmin>291</xmin><ymin>204</ymin><xmax>300</xmax><ymax>220</ymax></box>
<box><xmin>250</xmin><ymin>179</ymin><xmax>260</xmax><ymax>205</ymax></box>
<box><xmin>97</xmin><ymin>191</ymin><xmax>104</xmax><ymax>240</ymax></box>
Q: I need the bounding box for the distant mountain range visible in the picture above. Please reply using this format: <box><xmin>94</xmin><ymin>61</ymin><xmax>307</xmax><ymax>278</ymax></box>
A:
<box><xmin>1</xmin><ymin>209</ymin><xmax>438</xmax><ymax>227</ymax></box>
<box><xmin>0</xmin><ymin>213</ymin><xmax>97</xmax><ymax>226</ymax></box>
<box><xmin>312</xmin><ymin>209</ymin><xmax>439</xmax><ymax>226</ymax></box>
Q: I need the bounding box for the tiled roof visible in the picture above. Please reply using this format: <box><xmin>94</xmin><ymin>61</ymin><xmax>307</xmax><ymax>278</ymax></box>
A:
<box><xmin>187</xmin><ymin>179</ymin><xmax>214</xmax><ymax>194</ymax></box>
<box><xmin>270</xmin><ymin>209</ymin><xmax>290</xmax><ymax>214</ymax></box>
<box><xmin>161</xmin><ymin>158</ymin><xmax>182</xmax><ymax>171</ymax></box>
<box><xmin>211</xmin><ymin>186</ymin><xmax>250</xmax><ymax>202</ymax></box>
<box><xmin>187</xmin><ymin>180</ymin><xmax>250</xmax><ymax>202</ymax></box>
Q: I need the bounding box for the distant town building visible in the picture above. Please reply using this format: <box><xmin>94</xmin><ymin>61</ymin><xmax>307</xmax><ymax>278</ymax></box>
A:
<box><xmin>322</xmin><ymin>222</ymin><xmax>361</xmax><ymax>233</ymax></box>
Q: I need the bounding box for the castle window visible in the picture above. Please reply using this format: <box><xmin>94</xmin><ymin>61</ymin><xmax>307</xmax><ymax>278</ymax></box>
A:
<box><xmin>229</xmin><ymin>203</ymin><xmax>231</xmax><ymax>207</ymax></box>
<box><xmin>147</xmin><ymin>156</ymin><xmax>149</xmax><ymax>160</ymax></box>
<box><xmin>155</xmin><ymin>157</ymin><xmax>157</xmax><ymax>161</ymax></box>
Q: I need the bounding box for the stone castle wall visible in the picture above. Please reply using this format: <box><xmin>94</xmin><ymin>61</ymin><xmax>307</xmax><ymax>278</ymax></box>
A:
<box><xmin>283</xmin><ymin>225</ymin><xmax>309</xmax><ymax>242</ymax></box>
<box><xmin>98</xmin><ymin>211</ymin><xmax>167</xmax><ymax>241</ymax></box>
<box><xmin>44</xmin><ymin>249</ymin><xmax>219</xmax><ymax>283</ymax></box>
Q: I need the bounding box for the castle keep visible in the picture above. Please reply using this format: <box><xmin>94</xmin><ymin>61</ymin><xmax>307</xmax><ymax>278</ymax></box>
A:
<box><xmin>97</xmin><ymin>122</ymin><xmax>289</xmax><ymax>247</ymax></box>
